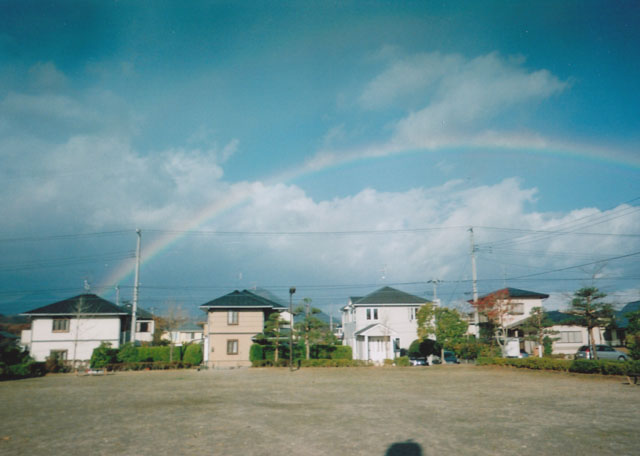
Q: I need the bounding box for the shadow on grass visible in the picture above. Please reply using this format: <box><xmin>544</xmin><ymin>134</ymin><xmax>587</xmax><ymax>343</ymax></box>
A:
<box><xmin>385</xmin><ymin>440</ymin><xmax>422</xmax><ymax>456</ymax></box>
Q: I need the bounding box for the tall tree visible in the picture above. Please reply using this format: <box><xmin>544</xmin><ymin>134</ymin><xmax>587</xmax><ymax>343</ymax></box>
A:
<box><xmin>294</xmin><ymin>298</ymin><xmax>329</xmax><ymax>360</ymax></box>
<box><xmin>520</xmin><ymin>307</ymin><xmax>557</xmax><ymax>358</ymax></box>
<box><xmin>568</xmin><ymin>287</ymin><xmax>613</xmax><ymax>360</ymax></box>
<box><xmin>263</xmin><ymin>311</ymin><xmax>287</xmax><ymax>362</ymax></box>
<box><xmin>416</xmin><ymin>302</ymin><xmax>437</xmax><ymax>341</ymax></box>
<box><xmin>433</xmin><ymin>307</ymin><xmax>468</xmax><ymax>362</ymax></box>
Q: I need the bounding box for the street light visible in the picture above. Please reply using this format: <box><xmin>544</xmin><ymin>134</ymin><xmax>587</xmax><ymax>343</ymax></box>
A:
<box><xmin>289</xmin><ymin>287</ymin><xmax>296</xmax><ymax>371</ymax></box>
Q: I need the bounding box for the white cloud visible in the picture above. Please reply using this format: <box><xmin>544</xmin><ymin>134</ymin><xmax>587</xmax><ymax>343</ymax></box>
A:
<box><xmin>309</xmin><ymin>51</ymin><xmax>568</xmax><ymax>172</ymax></box>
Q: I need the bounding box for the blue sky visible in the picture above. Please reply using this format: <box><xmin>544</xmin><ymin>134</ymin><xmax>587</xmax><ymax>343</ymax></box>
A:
<box><xmin>0</xmin><ymin>1</ymin><xmax>639</xmax><ymax>317</ymax></box>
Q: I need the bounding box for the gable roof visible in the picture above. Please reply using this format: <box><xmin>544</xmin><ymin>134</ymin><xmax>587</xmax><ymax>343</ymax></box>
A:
<box><xmin>476</xmin><ymin>287</ymin><xmax>549</xmax><ymax>301</ymax></box>
<box><xmin>354</xmin><ymin>323</ymin><xmax>398</xmax><ymax>337</ymax></box>
<box><xmin>21</xmin><ymin>294</ymin><xmax>127</xmax><ymax>316</ymax></box>
<box><xmin>118</xmin><ymin>303</ymin><xmax>154</xmax><ymax>320</ymax></box>
<box><xmin>200</xmin><ymin>290</ymin><xmax>286</xmax><ymax>310</ymax></box>
<box><xmin>353</xmin><ymin>287</ymin><xmax>428</xmax><ymax>305</ymax></box>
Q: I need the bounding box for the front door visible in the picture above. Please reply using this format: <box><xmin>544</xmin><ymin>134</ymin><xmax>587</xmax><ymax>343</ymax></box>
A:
<box><xmin>368</xmin><ymin>336</ymin><xmax>390</xmax><ymax>362</ymax></box>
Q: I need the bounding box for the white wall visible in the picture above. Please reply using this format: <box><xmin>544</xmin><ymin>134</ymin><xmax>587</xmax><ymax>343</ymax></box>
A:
<box><xmin>551</xmin><ymin>325</ymin><xmax>604</xmax><ymax>356</ymax></box>
<box><xmin>28</xmin><ymin>317</ymin><xmax>122</xmax><ymax>362</ymax></box>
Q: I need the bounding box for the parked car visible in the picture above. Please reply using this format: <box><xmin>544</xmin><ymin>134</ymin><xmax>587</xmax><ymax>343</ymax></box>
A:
<box><xmin>443</xmin><ymin>350</ymin><xmax>459</xmax><ymax>364</ymax></box>
<box><xmin>575</xmin><ymin>345</ymin><xmax>628</xmax><ymax>361</ymax></box>
<box><xmin>409</xmin><ymin>357</ymin><xmax>427</xmax><ymax>366</ymax></box>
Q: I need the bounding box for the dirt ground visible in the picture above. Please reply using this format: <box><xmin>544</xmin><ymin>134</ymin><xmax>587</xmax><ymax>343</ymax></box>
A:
<box><xmin>1</xmin><ymin>365</ymin><xmax>638</xmax><ymax>456</ymax></box>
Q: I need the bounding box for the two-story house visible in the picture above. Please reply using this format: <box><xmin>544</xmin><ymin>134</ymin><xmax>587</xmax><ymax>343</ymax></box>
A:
<box><xmin>342</xmin><ymin>286</ymin><xmax>430</xmax><ymax>363</ymax></box>
<box><xmin>199</xmin><ymin>289</ymin><xmax>286</xmax><ymax>368</ymax></box>
<box><xmin>20</xmin><ymin>294</ymin><xmax>129</xmax><ymax>365</ymax></box>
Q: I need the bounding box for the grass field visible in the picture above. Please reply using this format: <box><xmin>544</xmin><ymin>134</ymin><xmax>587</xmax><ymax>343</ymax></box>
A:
<box><xmin>1</xmin><ymin>365</ymin><xmax>639</xmax><ymax>455</ymax></box>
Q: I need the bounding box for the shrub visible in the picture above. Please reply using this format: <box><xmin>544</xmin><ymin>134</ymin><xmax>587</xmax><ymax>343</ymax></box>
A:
<box><xmin>383</xmin><ymin>358</ymin><xmax>394</xmax><ymax>366</ymax></box>
<box><xmin>249</xmin><ymin>343</ymin><xmax>264</xmax><ymax>362</ymax></box>
<box><xmin>117</xmin><ymin>343</ymin><xmax>138</xmax><ymax>363</ymax></box>
<box><xmin>408</xmin><ymin>339</ymin><xmax>439</xmax><ymax>358</ymax></box>
<box><xmin>183</xmin><ymin>344</ymin><xmax>203</xmax><ymax>366</ymax></box>
<box><xmin>330</xmin><ymin>345</ymin><xmax>352</xmax><ymax>360</ymax></box>
<box><xmin>90</xmin><ymin>342</ymin><xmax>119</xmax><ymax>369</ymax></box>
<box><xmin>45</xmin><ymin>355</ymin><xmax>70</xmax><ymax>373</ymax></box>
<box><xmin>395</xmin><ymin>356</ymin><xmax>410</xmax><ymax>367</ymax></box>
<box><xmin>627</xmin><ymin>334</ymin><xmax>640</xmax><ymax>360</ymax></box>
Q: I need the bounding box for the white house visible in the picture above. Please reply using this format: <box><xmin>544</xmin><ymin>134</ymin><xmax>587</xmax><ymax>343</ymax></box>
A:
<box><xmin>342</xmin><ymin>286</ymin><xmax>429</xmax><ymax>363</ymax></box>
<box><xmin>163</xmin><ymin>322</ymin><xmax>204</xmax><ymax>346</ymax></box>
<box><xmin>20</xmin><ymin>294</ymin><xmax>129</xmax><ymax>365</ymax></box>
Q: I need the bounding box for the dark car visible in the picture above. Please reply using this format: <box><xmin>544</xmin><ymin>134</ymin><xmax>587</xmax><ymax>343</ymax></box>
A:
<box><xmin>443</xmin><ymin>350</ymin><xmax>459</xmax><ymax>364</ymax></box>
<box><xmin>409</xmin><ymin>357</ymin><xmax>427</xmax><ymax>366</ymax></box>
<box><xmin>575</xmin><ymin>344</ymin><xmax>627</xmax><ymax>361</ymax></box>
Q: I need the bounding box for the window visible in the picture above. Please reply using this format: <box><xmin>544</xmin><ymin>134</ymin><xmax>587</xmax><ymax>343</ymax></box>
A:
<box><xmin>52</xmin><ymin>318</ymin><xmax>70</xmax><ymax>332</ymax></box>
<box><xmin>510</xmin><ymin>303</ymin><xmax>525</xmax><ymax>315</ymax></box>
<box><xmin>227</xmin><ymin>339</ymin><xmax>239</xmax><ymax>355</ymax></box>
<box><xmin>366</xmin><ymin>308</ymin><xmax>378</xmax><ymax>320</ymax></box>
<box><xmin>366</xmin><ymin>309</ymin><xmax>371</xmax><ymax>320</ymax></box>
<box><xmin>50</xmin><ymin>349</ymin><xmax>68</xmax><ymax>361</ymax></box>
<box><xmin>409</xmin><ymin>307</ymin><xmax>417</xmax><ymax>320</ymax></box>
<box><xmin>138</xmin><ymin>322</ymin><xmax>149</xmax><ymax>332</ymax></box>
<box><xmin>228</xmin><ymin>310</ymin><xmax>239</xmax><ymax>325</ymax></box>
<box><xmin>558</xmin><ymin>331</ymin><xmax>582</xmax><ymax>343</ymax></box>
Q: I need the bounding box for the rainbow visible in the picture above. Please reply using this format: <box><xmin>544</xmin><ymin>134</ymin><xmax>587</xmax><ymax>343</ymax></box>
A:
<box><xmin>99</xmin><ymin>139</ymin><xmax>640</xmax><ymax>297</ymax></box>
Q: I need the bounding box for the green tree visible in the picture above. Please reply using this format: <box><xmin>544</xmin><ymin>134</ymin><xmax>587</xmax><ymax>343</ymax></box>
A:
<box><xmin>625</xmin><ymin>309</ymin><xmax>640</xmax><ymax>360</ymax></box>
<box><xmin>263</xmin><ymin>311</ymin><xmax>287</xmax><ymax>362</ymax></box>
<box><xmin>434</xmin><ymin>307</ymin><xmax>468</xmax><ymax>362</ymax></box>
<box><xmin>294</xmin><ymin>298</ymin><xmax>333</xmax><ymax>360</ymax></box>
<box><xmin>520</xmin><ymin>307</ymin><xmax>558</xmax><ymax>358</ymax></box>
<box><xmin>568</xmin><ymin>287</ymin><xmax>613</xmax><ymax>360</ymax></box>
<box><xmin>416</xmin><ymin>302</ymin><xmax>436</xmax><ymax>341</ymax></box>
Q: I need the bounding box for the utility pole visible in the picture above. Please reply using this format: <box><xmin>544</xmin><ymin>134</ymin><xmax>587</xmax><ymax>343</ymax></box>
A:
<box><xmin>289</xmin><ymin>287</ymin><xmax>296</xmax><ymax>371</ymax></box>
<box><xmin>131</xmin><ymin>229</ymin><xmax>141</xmax><ymax>344</ymax></box>
<box><xmin>427</xmin><ymin>279</ymin><xmax>441</xmax><ymax>304</ymax></box>
<box><xmin>469</xmin><ymin>227</ymin><xmax>479</xmax><ymax>333</ymax></box>
<box><xmin>115</xmin><ymin>285</ymin><xmax>120</xmax><ymax>307</ymax></box>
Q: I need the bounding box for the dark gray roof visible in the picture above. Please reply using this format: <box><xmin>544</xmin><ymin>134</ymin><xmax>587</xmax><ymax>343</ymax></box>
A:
<box><xmin>118</xmin><ymin>303</ymin><xmax>154</xmax><ymax>320</ymax></box>
<box><xmin>200</xmin><ymin>290</ymin><xmax>286</xmax><ymax>310</ymax></box>
<box><xmin>353</xmin><ymin>287</ymin><xmax>428</xmax><ymax>305</ymax></box>
<box><xmin>22</xmin><ymin>294</ymin><xmax>127</xmax><ymax>316</ymax></box>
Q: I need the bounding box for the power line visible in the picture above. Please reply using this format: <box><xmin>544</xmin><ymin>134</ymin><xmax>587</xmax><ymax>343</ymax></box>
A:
<box><xmin>0</xmin><ymin>230</ymin><xmax>133</xmax><ymax>243</ymax></box>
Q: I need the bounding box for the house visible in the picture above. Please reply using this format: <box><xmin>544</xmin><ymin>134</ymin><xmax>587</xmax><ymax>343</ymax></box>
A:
<box><xmin>472</xmin><ymin>287</ymin><xmax>550</xmax><ymax>329</ymax></box>
<box><xmin>20</xmin><ymin>294</ymin><xmax>129</xmax><ymax>364</ymax></box>
<box><xmin>544</xmin><ymin>310</ymin><xmax>606</xmax><ymax>356</ymax></box>
<box><xmin>608</xmin><ymin>300</ymin><xmax>640</xmax><ymax>346</ymax></box>
<box><xmin>470</xmin><ymin>287</ymin><xmax>550</xmax><ymax>354</ymax></box>
<box><xmin>163</xmin><ymin>322</ymin><xmax>204</xmax><ymax>346</ymax></box>
<box><xmin>119</xmin><ymin>303</ymin><xmax>156</xmax><ymax>344</ymax></box>
<box><xmin>341</xmin><ymin>286</ymin><xmax>429</xmax><ymax>363</ymax></box>
<box><xmin>199</xmin><ymin>289</ymin><xmax>286</xmax><ymax>368</ymax></box>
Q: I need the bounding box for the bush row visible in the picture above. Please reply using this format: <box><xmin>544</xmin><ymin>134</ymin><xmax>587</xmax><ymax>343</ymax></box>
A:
<box><xmin>102</xmin><ymin>361</ymin><xmax>195</xmax><ymax>371</ymax></box>
<box><xmin>476</xmin><ymin>356</ymin><xmax>640</xmax><ymax>376</ymax></box>
<box><xmin>91</xmin><ymin>342</ymin><xmax>203</xmax><ymax>370</ymax></box>
<box><xmin>249</xmin><ymin>343</ymin><xmax>353</xmax><ymax>363</ymax></box>
<box><xmin>0</xmin><ymin>360</ymin><xmax>47</xmax><ymax>380</ymax></box>
<box><xmin>251</xmin><ymin>358</ymin><xmax>371</xmax><ymax>368</ymax></box>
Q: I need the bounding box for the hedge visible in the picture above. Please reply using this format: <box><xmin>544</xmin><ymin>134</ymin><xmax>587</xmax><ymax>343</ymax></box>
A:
<box><xmin>477</xmin><ymin>357</ymin><xmax>640</xmax><ymax>376</ymax></box>
<box><xmin>252</xmin><ymin>358</ymin><xmax>372</xmax><ymax>368</ymax></box>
